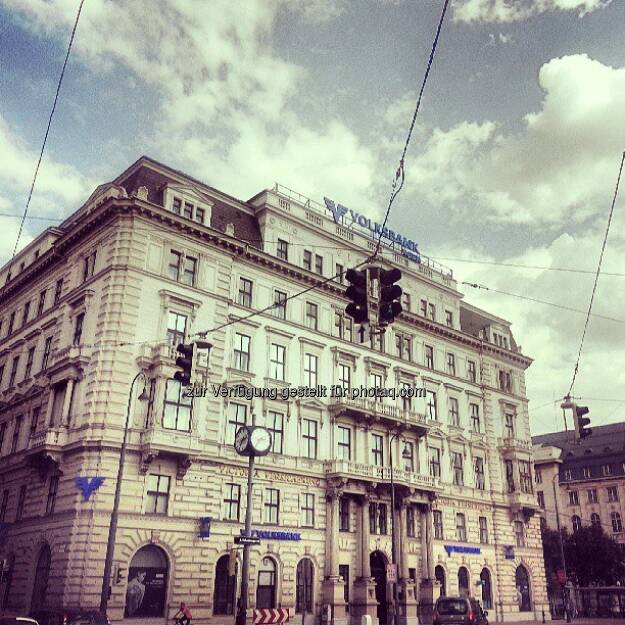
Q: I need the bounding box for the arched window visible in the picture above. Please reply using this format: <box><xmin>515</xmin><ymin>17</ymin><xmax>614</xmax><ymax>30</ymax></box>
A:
<box><xmin>256</xmin><ymin>557</ymin><xmax>277</xmax><ymax>609</ymax></box>
<box><xmin>572</xmin><ymin>515</ymin><xmax>582</xmax><ymax>532</ymax></box>
<box><xmin>435</xmin><ymin>566</ymin><xmax>446</xmax><ymax>597</ymax></box>
<box><xmin>515</xmin><ymin>565</ymin><xmax>531</xmax><ymax>612</ymax></box>
<box><xmin>31</xmin><ymin>544</ymin><xmax>51</xmax><ymax>610</ymax></box>
<box><xmin>125</xmin><ymin>545</ymin><xmax>168</xmax><ymax>618</ymax></box>
<box><xmin>213</xmin><ymin>554</ymin><xmax>237</xmax><ymax>615</ymax></box>
<box><xmin>591</xmin><ymin>513</ymin><xmax>601</xmax><ymax>528</ymax></box>
<box><xmin>612</xmin><ymin>512</ymin><xmax>623</xmax><ymax>533</ymax></box>
<box><xmin>296</xmin><ymin>558</ymin><xmax>314</xmax><ymax>614</ymax></box>
<box><xmin>458</xmin><ymin>566</ymin><xmax>469</xmax><ymax>597</ymax></box>
<box><xmin>480</xmin><ymin>568</ymin><xmax>493</xmax><ymax>610</ymax></box>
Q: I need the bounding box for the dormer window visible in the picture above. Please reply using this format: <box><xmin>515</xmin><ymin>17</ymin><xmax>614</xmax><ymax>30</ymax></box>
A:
<box><xmin>165</xmin><ymin>186</ymin><xmax>212</xmax><ymax>226</ymax></box>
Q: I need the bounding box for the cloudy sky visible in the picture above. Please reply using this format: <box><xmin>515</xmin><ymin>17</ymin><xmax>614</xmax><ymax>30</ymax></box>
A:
<box><xmin>1</xmin><ymin>0</ymin><xmax>624</xmax><ymax>434</ymax></box>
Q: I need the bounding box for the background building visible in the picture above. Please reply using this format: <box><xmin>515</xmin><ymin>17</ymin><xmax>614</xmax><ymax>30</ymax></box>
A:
<box><xmin>0</xmin><ymin>157</ymin><xmax>548</xmax><ymax>623</ymax></box>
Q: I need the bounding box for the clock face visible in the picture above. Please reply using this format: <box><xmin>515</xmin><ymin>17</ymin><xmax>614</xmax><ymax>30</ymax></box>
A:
<box><xmin>250</xmin><ymin>427</ymin><xmax>272</xmax><ymax>454</ymax></box>
<box><xmin>234</xmin><ymin>426</ymin><xmax>249</xmax><ymax>454</ymax></box>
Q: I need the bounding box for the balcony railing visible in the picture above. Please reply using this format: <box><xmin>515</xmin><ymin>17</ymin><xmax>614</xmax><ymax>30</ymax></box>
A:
<box><xmin>328</xmin><ymin>396</ymin><xmax>429</xmax><ymax>431</ymax></box>
<box><xmin>325</xmin><ymin>459</ymin><xmax>439</xmax><ymax>490</ymax></box>
<box><xmin>29</xmin><ymin>428</ymin><xmax>67</xmax><ymax>450</ymax></box>
<box><xmin>140</xmin><ymin>425</ymin><xmax>202</xmax><ymax>454</ymax></box>
<box><xmin>499</xmin><ymin>437</ymin><xmax>532</xmax><ymax>452</ymax></box>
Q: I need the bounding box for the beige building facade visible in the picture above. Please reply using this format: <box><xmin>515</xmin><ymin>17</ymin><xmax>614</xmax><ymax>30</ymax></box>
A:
<box><xmin>0</xmin><ymin>157</ymin><xmax>548</xmax><ymax>624</ymax></box>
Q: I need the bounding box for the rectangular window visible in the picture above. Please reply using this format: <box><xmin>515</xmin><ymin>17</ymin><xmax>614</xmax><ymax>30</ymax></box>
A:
<box><xmin>395</xmin><ymin>333</ymin><xmax>412</xmax><ymax>360</ymax></box>
<box><xmin>468</xmin><ymin>360</ymin><xmax>477</xmax><ymax>383</ymax></box>
<box><xmin>305</xmin><ymin>302</ymin><xmax>318</xmax><ymax>330</ymax></box>
<box><xmin>448</xmin><ymin>397</ymin><xmax>460</xmax><ymax>427</ymax></box>
<box><xmin>10</xmin><ymin>417</ymin><xmax>22</xmax><ymax>454</ymax></box>
<box><xmin>335</xmin><ymin>263</ymin><xmax>344</xmax><ymax>283</ymax></box>
<box><xmin>425</xmin><ymin>345</ymin><xmax>434</xmax><ymax>369</ymax></box>
<box><xmin>334</xmin><ymin>312</ymin><xmax>353</xmax><ymax>342</ymax></box>
<box><xmin>587</xmin><ymin>489</ymin><xmax>598</xmax><ymax>503</ymax></box>
<box><xmin>456</xmin><ymin>513</ymin><xmax>467</xmax><ymax>541</ymax></box>
<box><xmin>505</xmin><ymin>460</ymin><xmax>515</xmax><ymax>493</ymax></box>
<box><xmin>403</xmin><ymin>441</ymin><xmax>415</xmax><ymax>472</ymax></box>
<box><xmin>277</xmin><ymin>239</ymin><xmax>288</xmax><ymax>261</ymax></box>
<box><xmin>537</xmin><ymin>491</ymin><xmax>545</xmax><ymax>508</ymax></box>
<box><xmin>447</xmin><ymin>353</ymin><xmax>456</xmax><ymax>376</ymax></box>
<box><xmin>24</xmin><ymin>347</ymin><xmax>35</xmax><ymax>380</ymax></box>
<box><xmin>445</xmin><ymin>310</ymin><xmax>453</xmax><ymax>327</ymax></box>
<box><xmin>264</xmin><ymin>488</ymin><xmax>280</xmax><ymax>524</ymax></box>
<box><xmin>304</xmin><ymin>353</ymin><xmax>318</xmax><ymax>387</ymax></box>
<box><xmin>514</xmin><ymin>520</ymin><xmax>525</xmax><ymax>547</ymax></box>
<box><xmin>315</xmin><ymin>254</ymin><xmax>323</xmax><ymax>275</ymax></box>
<box><xmin>400</xmin><ymin>381</ymin><xmax>413</xmax><ymax>412</ymax></box>
<box><xmin>452</xmin><ymin>452</ymin><xmax>464</xmax><ymax>486</ymax></box>
<box><xmin>238</xmin><ymin>278</ymin><xmax>253</xmax><ymax>307</ymax></box>
<box><xmin>303</xmin><ymin>250</ymin><xmax>312</xmax><ymax>271</ymax></box>
<box><xmin>369</xmin><ymin>502</ymin><xmax>378</xmax><ymax>534</ymax></box>
<box><xmin>520</xmin><ymin>461</ymin><xmax>533</xmax><ymax>494</ymax></box>
<box><xmin>301</xmin><ymin>493</ymin><xmax>315</xmax><ymax>527</ymax></box>
<box><xmin>607</xmin><ymin>487</ymin><xmax>619</xmax><ymax>502</ymax></box>
<box><xmin>433</xmin><ymin>509</ymin><xmax>444</xmax><ymax>539</ymax></box>
<box><xmin>273</xmin><ymin>290</ymin><xmax>287</xmax><ymax>320</ymax></box>
<box><xmin>603</xmin><ymin>464</ymin><xmax>613</xmax><ymax>476</ymax></box>
<box><xmin>378</xmin><ymin>503</ymin><xmax>388</xmax><ymax>534</ymax></box>
<box><xmin>420</xmin><ymin>299</ymin><xmax>427</xmax><ymax>317</ymax></box>
<box><xmin>172</xmin><ymin>197</ymin><xmax>182</xmax><ymax>214</ymax></box>
<box><xmin>37</xmin><ymin>290</ymin><xmax>46</xmax><ymax>315</ymax></box>
<box><xmin>339</xmin><ymin>565</ymin><xmax>349</xmax><ymax>607</ymax></box>
<box><xmin>73</xmin><ymin>313</ymin><xmax>85</xmax><ymax>345</ymax></box>
<box><xmin>269</xmin><ymin>343</ymin><xmax>286</xmax><ymax>381</ymax></box>
<box><xmin>339</xmin><ymin>497</ymin><xmax>350</xmax><ymax>532</ymax></box>
<box><xmin>227</xmin><ymin>403</ymin><xmax>248</xmax><ymax>445</ymax></box>
<box><xmin>266</xmin><ymin>411</ymin><xmax>284</xmax><ymax>454</ymax></box>
<box><xmin>338</xmin><ymin>363</ymin><xmax>351</xmax><ymax>390</ymax></box>
<box><xmin>166</xmin><ymin>311</ymin><xmax>188</xmax><ymax>348</ymax></box>
<box><xmin>146</xmin><ymin>474</ymin><xmax>171</xmax><ymax>515</ymax></box>
<box><xmin>568</xmin><ymin>490</ymin><xmax>579</xmax><ymax>506</ymax></box>
<box><xmin>163</xmin><ymin>379</ymin><xmax>192</xmax><ymax>431</ymax></box>
<box><xmin>504</xmin><ymin>412</ymin><xmax>515</xmax><ymax>438</ymax></box>
<box><xmin>535</xmin><ymin>467</ymin><xmax>543</xmax><ymax>484</ymax></box>
<box><xmin>402</xmin><ymin>292</ymin><xmax>411</xmax><ymax>312</ymax></box>
<box><xmin>302</xmin><ymin>419</ymin><xmax>318</xmax><ymax>459</ymax></box>
<box><xmin>470</xmin><ymin>403</ymin><xmax>481</xmax><ymax>432</ymax></box>
<box><xmin>8</xmin><ymin>357</ymin><xmax>19</xmax><ymax>388</ymax></box>
<box><xmin>426</xmin><ymin>390</ymin><xmax>437</xmax><ymax>420</ymax></box>
<box><xmin>428</xmin><ymin>303</ymin><xmax>436</xmax><ymax>321</ymax></box>
<box><xmin>54</xmin><ymin>278</ymin><xmax>63</xmax><ymax>304</ymax></box>
<box><xmin>337</xmin><ymin>425</ymin><xmax>352</xmax><ymax>461</ymax></box>
<box><xmin>183</xmin><ymin>255</ymin><xmax>197</xmax><ymax>286</ymax></box>
<box><xmin>429</xmin><ymin>447</ymin><xmax>441</xmax><ymax>478</ymax></box>
<box><xmin>183</xmin><ymin>202</ymin><xmax>193</xmax><ymax>219</ymax></box>
<box><xmin>407</xmin><ymin>506</ymin><xmax>416</xmax><ymax>537</ymax></box>
<box><xmin>41</xmin><ymin>337</ymin><xmax>53</xmax><ymax>372</ymax></box>
<box><xmin>372</xmin><ymin>434</ymin><xmax>384</xmax><ymax>467</ymax></box>
<box><xmin>22</xmin><ymin>301</ymin><xmax>30</xmax><ymax>326</ymax></box>
<box><xmin>16</xmin><ymin>485</ymin><xmax>27</xmax><ymax>521</ymax></box>
<box><xmin>479</xmin><ymin>516</ymin><xmax>489</xmax><ymax>544</ymax></box>
<box><xmin>45</xmin><ymin>475</ymin><xmax>59</xmax><ymax>515</ymax></box>
<box><xmin>233</xmin><ymin>333</ymin><xmax>251</xmax><ymax>371</ymax></box>
<box><xmin>582</xmin><ymin>466</ymin><xmax>591</xmax><ymax>478</ymax></box>
<box><xmin>0</xmin><ymin>489</ymin><xmax>8</xmax><ymax>523</ymax></box>
<box><xmin>474</xmin><ymin>457</ymin><xmax>485</xmax><ymax>490</ymax></box>
<box><xmin>195</xmin><ymin>207</ymin><xmax>205</xmax><ymax>223</ymax></box>
<box><xmin>223</xmin><ymin>483</ymin><xmax>241</xmax><ymax>521</ymax></box>
<box><xmin>499</xmin><ymin>370</ymin><xmax>512</xmax><ymax>393</ymax></box>
<box><xmin>168</xmin><ymin>250</ymin><xmax>182</xmax><ymax>281</ymax></box>
<box><xmin>8</xmin><ymin>311</ymin><xmax>15</xmax><ymax>335</ymax></box>
<box><xmin>30</xmin><ymin>407</ymin><xmax>40</xmax><ymax>436</ymax></box>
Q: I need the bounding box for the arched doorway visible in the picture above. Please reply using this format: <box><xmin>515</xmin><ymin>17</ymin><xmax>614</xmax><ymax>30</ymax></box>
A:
<box><xmin>296</xmin><ymin>559</ymin><xmax>314</xmax><ymax>614</ymax></box>
<box><xmin>213</xmin><ymin>554</ymin><xmax>237</xmax><ymax>615</ymax></box>
<box><xmin>480</xmin><ymin>568</ymin><xmax>493</xmax><ymax>609</ymax></box>
<box><xmin>256</xmin><ymin>557</ymin><xmax>277</xmax><ymax>609</ymax></box>
<box><xmin>515</xmin><ymin>565</ymin><xmax>531</xmax><ymax>612</ymax></box>
<box><xmin>31</xmin><ymin>545</ymin><xmax>51</xmax><ymax>610</ymax></box>
<box><xmin>125</xmin><ymin>544</ymin><xmax>168</xmax><ymax>617</ymax></box>
<box><xmin>458</xmin><ymin>567</ymin><xmax>469</xmax><ymax>598</ymax></box>
<box><xmin>435</xmin><ymin>566</ymin><xmax>446</xmax><ymax>597</ymax></box>
<box><xmin>370</xmin><ymin>551</ymin><xmax>388</xmax><ymax>625</ymax></box>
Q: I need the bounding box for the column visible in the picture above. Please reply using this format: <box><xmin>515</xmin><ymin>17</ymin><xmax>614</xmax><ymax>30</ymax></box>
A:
<box><xmin>399</xmin><ymin>504</ymin><xmax>409</xmax><ymax>580</ymax></box>
<box><xmin>323</xmin><ymin>489</ymin><xmax>348</xmax><ymax>625</ymax></box>
<box><xmin>420</xmin><ymin>507</ymin><xmax>429</xmax><ymax>580</ymax></box>
<box><xmin>61</xmin><ymin>378</ymin><xmax>75</xmax><ymax>427</ymax></box>
<box><xmin>45</xmin><ymin>387</ymin><xmax>56</xmax><ymax>428</ymax></box>
<box><xmin>419</xmin><ymin>505</ymin><xmax>436</xmax><ymax>625</ymax></box>
<box><xmin>360</xmin><ymin>494</ymin><xmax>371</xmax><ymax>579</ymax></box>
<box><xmin>397</xmin><ymin>502</ymin><xmax>418</xmax><ymax>625</ymax></box>
<box><xmin>352</xmin><ymin>493</ymin><xmax>379</xmax><ymax>625</ymax></box>
<box><xmin>425</xmin><ymin>505</ymin><xmax>434</xmax><ymax>580</ymax></box>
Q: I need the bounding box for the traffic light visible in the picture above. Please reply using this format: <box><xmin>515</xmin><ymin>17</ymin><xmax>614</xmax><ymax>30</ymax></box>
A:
<box><xmin>115</xmin><ymin>565</ymin><xmax>126</xmax><ymax>584</ymax></box>
<box><xmin>574</xmin><ymin>405</ymin><xmax>592</xmax><ymax>440</ymax></box>
<box><xmin>345</xmin><ymin>268</ymin><xmax>369</xmax><ymax>324</ymax></box>
<box><xmin>378</xmin><ymin>267</ymin><xmax>403</xmax><ymax>325</ymax></box>
<box><xmin>174</xmin><ymin>343</ymin><xmax>195</xmax><ymax>385</ymax></box>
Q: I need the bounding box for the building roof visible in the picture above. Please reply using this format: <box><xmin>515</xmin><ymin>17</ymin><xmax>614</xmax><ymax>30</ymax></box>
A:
<box><xmin>532</xmin><ymin>422</ymin><xmax>625</xmax><ymax>456</ymax></box>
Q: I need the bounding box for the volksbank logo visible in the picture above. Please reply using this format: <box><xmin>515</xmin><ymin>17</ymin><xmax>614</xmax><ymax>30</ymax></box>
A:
<box><xmin>323</xmin><ymin>196</ymin><xmax>420</xmax><ymax>261</ymax></box>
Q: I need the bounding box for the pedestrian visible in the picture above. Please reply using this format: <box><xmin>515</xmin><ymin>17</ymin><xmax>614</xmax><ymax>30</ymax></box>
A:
<box><xmin>173</xmin><ymin>602</ymin><xmax>193</xmax><ymax>625</ymax></box>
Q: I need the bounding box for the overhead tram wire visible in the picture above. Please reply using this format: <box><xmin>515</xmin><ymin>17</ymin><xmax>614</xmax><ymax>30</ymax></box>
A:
<box><xmin>373</xmin><ymin>0</ymin><xmax>451</xmax><ymax>260</ymax></box>
<box><xmin>6</xmin><ymin>0</ymin><xmax>86</xmax><ymax>280</ymax></box>
<box><xmin>568</xmin><ymin>151</ymin><xmax>625</xmax><ymax>396</ymax></box>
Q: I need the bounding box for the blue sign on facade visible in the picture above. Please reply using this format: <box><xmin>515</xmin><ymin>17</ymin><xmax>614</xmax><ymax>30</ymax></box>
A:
<box><xmin>324</xmin><ymin>197</ymin><xmax>421</xmax><ymax>262</ymax></box>
<box><xmin>444</xmin><ymin>545</ymin><xmax>481</xmax><ymax>556</ymax></box>
<box><xmin>199</xmin><ymin>517</ymin><xmax>211</xmax><ymax>538</ymax></box>
<box><xmin>241</xmin><ymin>529</ymin><xmax>301</xmax><ymax>541</ymax></box>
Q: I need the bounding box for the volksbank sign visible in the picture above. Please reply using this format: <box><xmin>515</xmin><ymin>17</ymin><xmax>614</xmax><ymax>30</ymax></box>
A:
<box><xmin>324</xmin><ymin>197</ymin><xmax>421</xmax><ymax>263</ymax></box>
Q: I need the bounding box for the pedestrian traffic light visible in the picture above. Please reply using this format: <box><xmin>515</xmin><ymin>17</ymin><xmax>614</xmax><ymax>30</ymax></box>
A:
<box><xmin>115</xmin><ymin>565</ymin><xmax>126</xmax><ymax>584</ymax></box>
<box><xmin>574</xmin><ymin>405</ymin><xmax>592</xmax><ymax>440</ymax></box>
<box><xmin>174</xmin><ymin>343</ymin><xmax>195</xmax><ymax>385</ymax></box>
<box><xmin>378</xmin><ymin>267</ymin><xmax>403</xmax><ymax>325</ymax></box>
<box><xmin>345</xmin><ymin>268</ymin><xmax>369</xmax><ymax>324</ymax></box>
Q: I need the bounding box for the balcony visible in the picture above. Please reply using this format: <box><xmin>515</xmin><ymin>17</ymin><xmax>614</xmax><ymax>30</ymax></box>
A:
<box><xmin>48</xmin><ymin>345</ymin><xmax>91</xmax><ymax>378</ymax></box>
<box><xmin>328</xmin><ymin>396</ymin><xmax>430</xmax><ymax>435</ymax></box>
<box><xmin>139</xmin><ymin>425</ymin><xmax>203</xmax><ymax>478</ymax></box>
<box><xmin>498</xmin><ymin>437</ymin><xmax>532</xmax><ymax>455</ymax></box>
<box><xmin>29</xmin><ymin>427</ymin><xmax>67</xmax><ymax>450</ymax></box>
<box><xmin>24</xmin><ymin>428</ymin><xmax>66</xmax><ymax>479</ymax></box>
<box><xmin>325</xmin><ymin>459</ymin><xmax>440</xmax><ymax>492</ymax></box>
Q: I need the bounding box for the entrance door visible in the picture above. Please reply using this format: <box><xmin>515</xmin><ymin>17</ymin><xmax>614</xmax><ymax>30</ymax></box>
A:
<box><xmin>515</xmin><ymin>565</ymin><xmax>531</xmax><ymax>612</ymax></box>
<box><xmin>370</xmin><ymin>551</ymin><xmax>388</xmax><ymax>625</ymax></box>
<box><xmin>480</xmin><ymin>568</ymin><xmax>493</xmax><ymax>610</ymax></box>
<box><xmin>125</xmin><ymin>545</ymin><xmax>169</xmax><ymax>618</ymax></box>
<box><xmin>31</xmin><ymin>545</ymin><xmax>51</xmax><ymax>610</ymax></box>
<box><xmin>256</xmin><ymin>557</ymin><xmax>277</xmax><ymax>609</ymax></box>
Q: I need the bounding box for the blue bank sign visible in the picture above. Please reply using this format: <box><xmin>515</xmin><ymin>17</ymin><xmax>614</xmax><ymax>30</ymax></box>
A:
<box><xmin>324</xmin><ymin>197</ymin><xmax>421</xmax><ymax>263</ymax></box>
<box><xmin>444</xmin><ymin>545</ymin><xmax>481</xmax><ymax>556</ymax></box>
<box><xmin>241</xmin><ymin>529</ymin><xmax>301</xmax><ymax>541</ymax></box>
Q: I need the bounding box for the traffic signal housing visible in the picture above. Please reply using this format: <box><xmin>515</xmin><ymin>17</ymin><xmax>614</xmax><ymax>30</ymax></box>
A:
<box><xmin>174</xmin><ymin>343</ymin><xmax>195</xmax><ymax>385</ymax></box>
<box><xmin>345</xmin><ymin>268</ymin><xmax>369</xmax><ymax>324</ymax></box>
<box><xmin>378</xmin><ymin>267</ymin><xmax>403</xmax><ymax>325</ymax></box>
<box><xmin>574</xmin><ymin>405</ymin><xmax>592</xmax><ymax>440</ymax></box>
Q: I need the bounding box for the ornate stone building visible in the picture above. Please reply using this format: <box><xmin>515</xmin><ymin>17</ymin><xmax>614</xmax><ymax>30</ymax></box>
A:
<box><xmin>0</xmin><ymin>156</ymin><xmax>548</xmax><ymax>623</ymax></box>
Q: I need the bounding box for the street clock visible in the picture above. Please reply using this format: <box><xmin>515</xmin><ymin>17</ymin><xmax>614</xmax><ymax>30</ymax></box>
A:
<box><xmin>234</xmin><ymin>426</ymin><xmax>272</xmax><ymax>456</ymax></box>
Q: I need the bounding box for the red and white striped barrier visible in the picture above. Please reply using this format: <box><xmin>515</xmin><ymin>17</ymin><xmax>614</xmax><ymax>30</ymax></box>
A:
<box><xmin>253</xmin><ymin>608</ymin><xmax>290</xmax><ymax>624</ymax></box>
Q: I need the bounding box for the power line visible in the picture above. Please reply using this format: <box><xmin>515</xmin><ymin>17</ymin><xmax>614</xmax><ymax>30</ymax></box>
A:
<box><xmin>0</xmin><ymin>213</ymin><xmax>65</xmax><ymax>222</ymax></box>
<box><xmin>7</xmin><ymin>0</ymin><xmax>86</xmax><ymax>276</ymax></box>
<box><xmin>568</xmin><ymin>151</ymin><xmax>625</xmax><ymax>396</ymax></box>
<box><xmin>374</xmin><ymin>0</ymin><xmax>451</xmax><ymax>258</ymax></box>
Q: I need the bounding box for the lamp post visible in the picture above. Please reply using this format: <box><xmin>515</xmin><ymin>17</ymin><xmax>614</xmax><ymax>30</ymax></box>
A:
<box><xmin>99</xmin><ymin>371</ymin><xmax>149</xmax><ymax>613</ymax></box>
<box><xmin>389</xmin><ymin>431</ymin><xmax>413</xmax><ymax>625</ymax></box>
<box><xmin>552</xmin><ymin>472</ymin><xmax>571</xmax><ymax>623</ymax></box>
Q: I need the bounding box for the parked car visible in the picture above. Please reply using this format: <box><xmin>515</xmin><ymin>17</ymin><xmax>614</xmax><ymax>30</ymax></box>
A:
<box><xmin>433</xmin><ymin>596</ymin><xmax>489</xmax><ymax>625</ymax></box>
<box><xmin>0</xmin><ymin>618</ymin><xmax>40</xmax><ymax>625</ymax></box>
<box><xmin>29</xmin><ymin>610</ymin><xmax>109</xmax><ymax>625</ymax></box>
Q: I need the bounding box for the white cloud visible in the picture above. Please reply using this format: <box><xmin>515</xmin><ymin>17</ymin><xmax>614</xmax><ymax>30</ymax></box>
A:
<box><xmin>454</xmin><ymin>0</ymin><xmax>612</xmax><ymax>23</ymax></box>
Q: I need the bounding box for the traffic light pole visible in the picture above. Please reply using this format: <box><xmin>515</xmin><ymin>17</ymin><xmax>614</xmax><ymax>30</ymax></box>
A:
<box><xmin>236</xmin><ymin>453</ymin><xmax>255</xmax><ymax>625</ymax></box>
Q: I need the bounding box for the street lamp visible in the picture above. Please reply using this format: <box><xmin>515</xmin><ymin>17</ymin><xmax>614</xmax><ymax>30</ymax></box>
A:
<box><xmin>389</xmin><ymin>431</ymin><xmax>413</xmax><ymax>625</ymax></box>
<box><xmin>99</xmin><ymin>371</ymin><xmax>149</xmax><ymax>613</ymax></box>
<box><xmin>552</xmin><ymin>472</ymin><xmax>571</xmax><ymax>623</ymax></box>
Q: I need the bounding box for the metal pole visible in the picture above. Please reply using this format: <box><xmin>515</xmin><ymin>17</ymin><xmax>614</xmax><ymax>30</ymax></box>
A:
<box><xmin>552</xmin><ymin>473</ymin><xmax>571</xmax><ymax>623</ymax></box>
<box><xmin>236</xmin><ymin>453</ymin><xmax>256</xmax><ymax>625</ymax></box>
<box><xmin>99</xmin><ymin>371</ymin><xmax>145</xmax><ymax>613</ymax></box>
<box><xmin>389</xmin><ymin>433</ymin><xmax>399</xmax><ymax>625</ymax></box>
